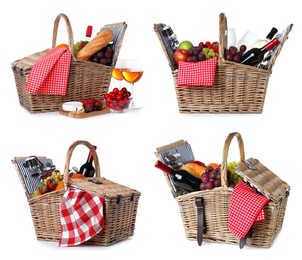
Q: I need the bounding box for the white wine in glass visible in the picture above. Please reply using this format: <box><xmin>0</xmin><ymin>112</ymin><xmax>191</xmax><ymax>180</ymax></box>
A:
<box><xmin>121</xmin><ymin>59</ymin><xmax>143</xmax><ymax>109</ymax></box>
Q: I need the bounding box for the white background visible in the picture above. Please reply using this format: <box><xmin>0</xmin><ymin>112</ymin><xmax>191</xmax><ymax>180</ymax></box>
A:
<box><xmin>1</xmin><ymin>0</ymin><xmax>301</xmax><ymax>259</ymax></box>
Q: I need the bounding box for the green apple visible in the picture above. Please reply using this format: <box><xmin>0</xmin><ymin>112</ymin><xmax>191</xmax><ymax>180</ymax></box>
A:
<box><xmin>178</xmin><ymin>40</ymin><xmax>194</xmax><ymax>51</ymax></box>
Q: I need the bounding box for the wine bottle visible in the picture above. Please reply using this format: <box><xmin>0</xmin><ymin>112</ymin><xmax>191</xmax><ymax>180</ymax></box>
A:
<box><xmin>74</xmin><ymin>25</ymin><xmax>93</xmax><ymax>54</ymax></box>
<box><xmin>251</xmin><ymin>27</ymin><xmax>278</xmax><ymax>48</ymax></box>
<box><xmin>240</xmin><ymin>38</ymin><xmax>280</xmax><ymax>66</ymax></box>
<box><xmin>155</xmin><ymin>160</ymin><xmax>201</xmax><ymax>192</ymax></box>
<box><xmin>79</xmin><ymin>146</ymin><xmax>97</xmax><ymax>177</ymax></box>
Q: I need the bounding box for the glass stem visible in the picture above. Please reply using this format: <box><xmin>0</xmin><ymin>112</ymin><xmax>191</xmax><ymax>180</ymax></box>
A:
<box><xmin>130</xmin><ymin>83</ymin><xmax>135</xmax><ymax>107</ymax></box>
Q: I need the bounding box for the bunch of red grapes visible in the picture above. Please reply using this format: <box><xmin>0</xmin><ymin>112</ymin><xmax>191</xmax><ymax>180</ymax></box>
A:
<box><xmin>199</xmin><ymin>165</ymin><xmax>235</xmax><ymax>190</ymax></box>
<box><xmin>224</xmin><ymin>45</ymin><xmax>247</xmax><ymax>63</ymax></box>
<box><xmin>89</xmin><ymin>43</ymin><xmax>114</xmax><ymax>65</ymax></box>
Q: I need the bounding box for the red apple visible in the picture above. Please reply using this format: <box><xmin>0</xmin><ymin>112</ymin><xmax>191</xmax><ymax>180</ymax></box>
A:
<box><xmin>174</xmin><ymin>49</ymin><xmax>189</xmax><ymax>65</ymax></box>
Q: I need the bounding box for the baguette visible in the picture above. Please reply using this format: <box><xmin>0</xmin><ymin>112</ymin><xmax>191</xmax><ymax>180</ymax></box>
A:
<box><xmin>76</xmin><ymin>29</ymin><xmax>113</xmax><ymax>60</ymax></box>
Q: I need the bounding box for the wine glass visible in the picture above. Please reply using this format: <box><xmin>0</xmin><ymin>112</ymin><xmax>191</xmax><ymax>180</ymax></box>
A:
<box><xmin>227</xmin><ymin>28</ymin><xmax>237</xmax><ymax>48</ymax></box>
<box><xmin>121</xmin><ymin>59</ymin><xmax>143</xmax><ymax>109</ymax></box>
<box><xmin>112</xmin><ymin>59</ymin><xmax>128</xmax><ymax>89</ymax></box>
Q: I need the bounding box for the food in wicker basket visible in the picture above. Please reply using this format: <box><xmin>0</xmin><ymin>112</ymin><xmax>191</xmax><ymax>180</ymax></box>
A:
<box><xmin>154</xmin><ymin>13</ymin><xmax>293</xmax><ymax>113</ymax></box>
<box><xmin>76</xmin><ymin>29</ymin><xmax>113</xmax><ymax>60</ymax></box>
<box><xmin>11</xmin><ymin>13</ymin><xmax>127</xmax><ymax>113</ymax></box>
<box><xmin>155</xmin><ymin>133</ymin><xmax>290</xmax><ymax>248</ymax></box>
<box><xmin>12</xmin><ymin>140</ymin><xmax>141</xmax><ymax>245</ymax></box>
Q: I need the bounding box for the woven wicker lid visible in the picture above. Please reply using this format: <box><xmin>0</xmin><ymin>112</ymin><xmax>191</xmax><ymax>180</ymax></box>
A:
<box><xmin>70</xmin><ymin>177</ymin><xmax>140</xmax><ymax>199</ymax></box>
<box><xmin>235</xmin><ymin>158</ymin><xmax>290</xmax><ymax>203</ymax></box>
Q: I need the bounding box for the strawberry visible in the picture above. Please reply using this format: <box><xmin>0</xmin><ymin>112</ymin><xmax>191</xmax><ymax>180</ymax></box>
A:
<box><xmin>46</xmin><ymin>178</ymin><xmax>58</xmax><ymax>191</ymax></box>
<box><xmin>93</xmin><ymin>100</ymin><xmax>103</xmax><ymax>111</ymax></box>
<box><xmin>38</xmin><ymin>182</ymin><xmax>48</xmax><ymax>195</ymax></box>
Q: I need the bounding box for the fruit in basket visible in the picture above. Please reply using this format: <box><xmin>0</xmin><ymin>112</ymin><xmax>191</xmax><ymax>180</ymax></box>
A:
<box><xmin>178</xmin><ymin>40</ymin><xmax>194</xmax><ymax>51</ymax></box>
<box><xmin>89</xmin><ymin>43</ymin><xmax>114</xmax><ymax>65</ymax></box>
<box><xmin>199</xmin><ymin>164</ymin><xmax>223</xmax><ymax>190</ymax></box>
<box><xmin>74</xmin><ymin>41</ymin><xmax>89</xmax><ymax>54</ymax></box>
<box><xmin>31</xmin><ymin>190</ymin><xmax>40</xmax><ymax>198</ymax></box>
<box><xmin>174</xmin><ymin>41</ymin><xmax>219</xmax><ymax>65</ymax></box>
<box><xmin>55</xmin><ymin>181</ymin><xmax>64</xmax><ymax>191</ymax></box>
<box><xmin>173</xmin><ymin>49</ymin><xmax>189</xmax><ymax>65</ymax></box>
<box><xmin>56</xmin><ymin>43</ymin><xmax>69</xmax><ymax>49</ymax></box>
<box><xmin>227</xmin><ymin>161</ymin><xmax>243</xmax><ymax>185</ymax></box>
<box><xmin>76</xmin><ymin>29</ymin><xmax>113</xmax><ymax>61</ymax></box>
<box><xmin>38</xmin><ymin>182</ymin><xmax>48</xmax><ymax>195</ymax></box>
<box><xmin>224</xmin><ymin>45</ymin><xmax>247</xmax><ymax>63</ymax></box>
<box><xmin>180</xmin><ymin>162</ymin><xmax>207</xmax><ymax>179</ymax></box>
<box><xmin>46</xmin><ymin>178</ymin><xmax>58</xmax><ymax>191</ymax></box>
<box><xmin>207</xmin><ymin>162</ymin><xmax>219</xmax><ymax>169</ymax></box>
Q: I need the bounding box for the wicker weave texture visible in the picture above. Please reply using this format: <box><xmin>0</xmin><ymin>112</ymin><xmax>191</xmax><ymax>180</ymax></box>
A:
<box><xmin>13</xmin><ymin>140</ymin><xmax>140</xmax><ymax>246</ymax></box>
<box><xmin>155</xmin><ymin>132</ymin><xmax>290</xmax><ymax>248</ymax></box>
<box><xmin>11</xmin><ymin>13</ymin><xmax>127</xmax><ymax>113</ymax></box>
<box><xmin>154</xmin><ymin>13</ymin><xmax>293</xmax><ymax>114</ymax></box>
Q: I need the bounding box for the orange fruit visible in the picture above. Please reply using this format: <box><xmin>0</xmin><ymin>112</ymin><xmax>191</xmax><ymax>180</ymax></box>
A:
<box><xmin>56</xmin><ymin>43</ymin><xmax>69</xmax><ymax>48</ymax></box>
<box><xmin>70</xmin><ymin>173</ymin><xmax>85</xmax><ymax>179</ymax></box>
<box><xmin>55</xmin><ymin>181</ymin><xmax>64</xmax><ymax>190</ymax></box>
<box><xmin>207</xmin><ymin>162</ymin><xmax>219</xmax><ymax>169</ymax></box>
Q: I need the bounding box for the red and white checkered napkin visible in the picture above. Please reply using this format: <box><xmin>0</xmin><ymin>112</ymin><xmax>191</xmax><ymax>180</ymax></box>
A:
<box><xmin>177</xmin><ymin>57</ymin><xmax>218</xmax><ymax>87</ymax></box>
<box><xmin>25</xmin><ymin>47</ymin><xmax>71</xmax><ymax>95</ymax></box>
<box><xmin>228</xmin><ymin>180</ymin><xmax>270</xmax><ymax>239</ymax></box>
<box><xmin>59</xmin><ymin>188</ymin><xmax>105</xmax><ymax>247</ymax></box>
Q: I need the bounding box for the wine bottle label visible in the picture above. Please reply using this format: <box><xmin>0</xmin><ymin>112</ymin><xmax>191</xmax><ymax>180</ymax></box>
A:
<box><xmin>175</xmin><ymin>173</ymin><xmax>182</xmax><ymax>180</ymax></box>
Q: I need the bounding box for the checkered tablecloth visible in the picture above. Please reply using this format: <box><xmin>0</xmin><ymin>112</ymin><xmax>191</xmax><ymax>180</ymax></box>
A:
<box><xmin>25</xmin><ymin>47</ymin><xmax>71</xmax><ymax>95</ymax></box>
<box><xmin>59</xmin><ymin>188</ymin><xmax>105</xmax><ymax>247</ymax></box>
<box><xmin>177</xmin><ymin>57</ymin><xmax>218</xmax><ymax>87</ymax></box>
<box><xmin>228</xmin><ymin>180</ymin><xmax>270</xmax><ymax>239</ymax></box>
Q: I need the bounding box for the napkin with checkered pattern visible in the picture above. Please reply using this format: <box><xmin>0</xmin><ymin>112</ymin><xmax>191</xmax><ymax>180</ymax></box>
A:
<box><xmin>59</xmin><ymin>187</ymin><xmax>105</xmax><ymax>246</ymax></box>
<box><xmin>228</xmin><ymin>180</ymin><xmax>270</xmax><ymax>239</ymax></box>
<box><xmin>177</xmin><ymin>57</ymin><xmax>218</xmax><ymax>86</ymax></box>
<box><xmin>25</xmin><ymin>47</ymin><xmax>71</xmax><ymax>95</ymax></box>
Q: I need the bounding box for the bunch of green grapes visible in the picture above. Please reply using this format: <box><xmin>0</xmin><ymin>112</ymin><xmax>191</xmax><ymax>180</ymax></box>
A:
<box><xmin>74</xmin><ymin>41</ymin><xmax>89</xmax><ymax>54</ymax></box>
<box><xmin>227</xmin><ymin>161</ymin><xmax>243</xmax><ymax>186</ymax></box>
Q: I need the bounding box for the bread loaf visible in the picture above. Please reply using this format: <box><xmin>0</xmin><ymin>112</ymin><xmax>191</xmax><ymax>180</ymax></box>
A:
<box><xmin>76</xmin><ymin>29</ymin><xmax>113</xmax><ymax>60</ymax></box>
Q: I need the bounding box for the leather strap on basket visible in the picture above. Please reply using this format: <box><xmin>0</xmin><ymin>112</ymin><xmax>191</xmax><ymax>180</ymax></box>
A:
<box><xmin>63</xmin><ymin>140</ymin><xmax>100</xmax><ymax>189</ymax></box>
<box><xmin>195</xmin><ymin>197</ymin><xmax>206</xmax><ymax>246</ymax></box>
<box><xmin>51</xmin><ymin>13</ymin><xmax>76</xmax><ymax>59</ymax></box>
<box><xmin>221</xmin><ymin>132</ymin><xmax>245</xmax><ymax>188</ymax></box>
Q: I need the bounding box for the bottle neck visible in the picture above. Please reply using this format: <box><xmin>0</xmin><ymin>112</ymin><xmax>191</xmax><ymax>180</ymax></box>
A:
<box><xmin>155</xmin><ymin>160</ymin><xmax>172</xmax><ymax>174</ymax></box>
<box><xmin>261</xmin><ymin>38</ymin><xmax>280</xmax><ymax>52</ymax></box>
<box><xmin>87</xmin><ymin>146</ymin><xmax>97</xmax><ymax>163</ymax></box>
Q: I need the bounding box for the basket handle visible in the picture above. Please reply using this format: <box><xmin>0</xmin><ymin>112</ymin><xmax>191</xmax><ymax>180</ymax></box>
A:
<box><xmin>51</xmin><ymin>13</ymin><xmax>75</xmax><ymax>59</ymax></box>
<box><xmin>63</xmin><ymin>140</ymin><xmax>100</xmax><ymax>189</ymax></box>
<box><xmin>218</xmin><ymin>13</ymin><xmax>227</xmax><ymax>60</ymax></box>
<box><xmin>220</xmin><ymin>132</ymin><xmax>245</xmax><ymax>187</ymax></box>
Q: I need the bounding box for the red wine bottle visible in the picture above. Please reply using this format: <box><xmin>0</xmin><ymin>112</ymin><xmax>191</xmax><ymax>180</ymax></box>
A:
<box><xmin>79</xmin><ymin>146</ymin><xmax>97</xmax><ymax>177</ymax></box>
<box><xmin>240</xmin><ymin>38</ymin><xmax>280</xmax><ymax>66</ymax></box>
<box><xmin>155</xmin><ymin>160</ymin><xmax>201</xmax><ymax>192</ymax></box>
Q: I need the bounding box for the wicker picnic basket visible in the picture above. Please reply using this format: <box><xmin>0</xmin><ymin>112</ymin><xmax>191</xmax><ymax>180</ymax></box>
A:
<box><xmin>155</xmin><ymin>132</ymin><xmax>290</xmax><ymax>248</ymax></box>
<box><xmin>154</xmin><ymin>13</ymin><xmax>293</xmax><ymax>113</ymax></box>
<box><xmin>11</xmin><ymin>13</ymin><xmax>127</xmax><ymax>113</ymax></box>
<box><xmin>12</xmin><ymin>140</ymin><xmax>141</xmax><ymax>245</ymax></box>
